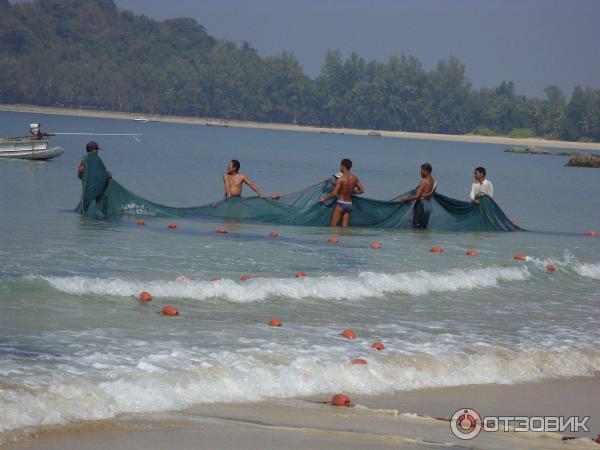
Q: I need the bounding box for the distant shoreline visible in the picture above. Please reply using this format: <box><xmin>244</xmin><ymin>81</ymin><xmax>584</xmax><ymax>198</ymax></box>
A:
<box><xmin>2</xmin><ymin>103</ymin><xmax>600</xmax><ymax>151</ymax></box>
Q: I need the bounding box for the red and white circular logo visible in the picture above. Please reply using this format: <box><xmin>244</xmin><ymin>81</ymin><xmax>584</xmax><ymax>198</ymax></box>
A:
<box><xmin>450</xmin><ymin>408</ymin><xmax>482</xmax><ymax>440</ymax></box>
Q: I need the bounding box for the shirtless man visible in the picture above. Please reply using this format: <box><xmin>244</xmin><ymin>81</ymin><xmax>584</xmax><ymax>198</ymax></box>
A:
<box><xmin>319</xmin><ymin>159</ymin><xmax>365</xmax><ymax>227</ymax></box>
<box><xmin>397</xmin><ymin>163</ymin><xmax>436</xmax><ymax>229</ymax></box>
<box><xmin>223</xmin><ymin>159</ymin><xmax>265</xmax><ymax>198</ymax></box>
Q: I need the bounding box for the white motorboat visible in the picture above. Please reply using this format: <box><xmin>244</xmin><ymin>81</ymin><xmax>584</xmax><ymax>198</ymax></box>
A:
<box><xmin>0</xmin><ymin>124</ymin><xmax>63</xmax><ymax>160</ymax></box>
<box><xmin>206</xmin><ymin>120</ymin><xmax>229</xmax><ymax>127</ymax></box>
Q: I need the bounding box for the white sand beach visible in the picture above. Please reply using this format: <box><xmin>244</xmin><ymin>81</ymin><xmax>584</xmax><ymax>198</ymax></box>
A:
<box><xmin>2</xmin><ymin>104</ymin><xmax>600</xmax><ymax>151</ymax></box>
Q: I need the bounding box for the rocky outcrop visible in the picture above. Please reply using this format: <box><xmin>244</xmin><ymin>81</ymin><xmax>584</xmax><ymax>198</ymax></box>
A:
<box><xmin>566</xmin><ymin>153</ymin><xmax>600</xmax><ymax>168</ymax></box>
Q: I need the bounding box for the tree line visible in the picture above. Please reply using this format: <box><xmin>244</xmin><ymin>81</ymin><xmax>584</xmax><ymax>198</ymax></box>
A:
<box><xmin>1</xmin><ymin>0</ymin><xmax>599</xmax><ymax>142</ymax></box>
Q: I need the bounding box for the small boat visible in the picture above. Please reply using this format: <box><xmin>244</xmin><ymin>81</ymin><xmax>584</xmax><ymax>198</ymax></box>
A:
<box><xmin>206</xmin><ymin>120</ymin><xmax>229</xmax><ymax>127</ymax></box>
<box><xmin>367</xmin><ymin>131</ymin><xmax>382</xmax><ymax>137</ymax></box>
<box><xmin>0</xmin><ymin>124</ymin><xmax>63</xmax><ymax>160</ymax></box>
<box><xmin>133</xmin><ymin>117</ymin><xmax>150</xmax><ymax>122</ymax></box>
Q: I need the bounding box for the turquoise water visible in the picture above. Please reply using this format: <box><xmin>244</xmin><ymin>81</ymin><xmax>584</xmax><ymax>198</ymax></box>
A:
<box><xmin>0</xmin><ymin>111</ymin><xmax>599</xmax><ymax>433</ymax></box>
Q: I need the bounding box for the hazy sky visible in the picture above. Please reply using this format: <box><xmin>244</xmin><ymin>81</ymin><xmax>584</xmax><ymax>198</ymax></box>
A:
<box><xmin>114</xmin><ymin>0</ymin><xmax>599</xmax><ymax>97</ymax></box>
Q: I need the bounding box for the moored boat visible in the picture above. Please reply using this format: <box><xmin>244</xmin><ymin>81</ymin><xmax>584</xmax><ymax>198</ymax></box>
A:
<box><xmin>0</xmin><ymin>124</ymin><xmax>63</xmax><ymax>160</ymax></box>
<box><xmin>206</xmin><ymin>120</ymin><xmax>229</xmax><ymax>127</ymax></box>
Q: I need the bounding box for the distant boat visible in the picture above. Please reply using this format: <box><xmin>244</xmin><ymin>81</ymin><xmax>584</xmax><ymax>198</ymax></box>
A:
<box><xmin>0</xmin><ymin>124</ymin><xmax>63</xmax><ymax>160</ymax></box>
<box><xmin>368</xmin><ymin>131</ymin><xmax>382</xmax><ymax>137</ymax></box>
<box><xmin>206</xmin><ymin>120</ymin><xmax>229</xmax><ymax>127</ymax></box>
<box><xmin>133</xmin><ymin>117</ymin><xmax>150</xmax><ymax>122</ymax></box>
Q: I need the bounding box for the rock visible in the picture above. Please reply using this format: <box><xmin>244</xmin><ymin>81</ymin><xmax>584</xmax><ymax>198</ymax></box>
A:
<box><xmin>555</xmin><ymin>151</ymin><xmax>579</xmax><ymax>157</ymax></box>
<box><xmin>566</xmin><ymin>153</ymin><xmax>600</xmax><ymax>168</ymax></box>
<box><xmin>504</xmin><ymin>145</ymin><xmax>550</xmax><ymax>155</ymax></box>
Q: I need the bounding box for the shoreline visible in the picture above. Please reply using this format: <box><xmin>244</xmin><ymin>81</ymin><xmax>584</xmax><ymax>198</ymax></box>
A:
<box><xmin>2</xmin><ymin>103</ymin><xmax>600</xmax><ymax>151</ymax></box>
<box><xmin>4</xmin><ymin>374</ymin><xmax>599</xmax><ymax>449</ymax></box>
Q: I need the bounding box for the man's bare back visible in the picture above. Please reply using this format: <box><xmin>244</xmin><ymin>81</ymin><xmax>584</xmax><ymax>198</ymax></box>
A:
<box><xmin>335</xmin><ymin>172</ymin><xmax>360</xmax><ymax>202</ymax></box>
<box><xmin>319</xmin><ymin>159</ymin><xmax>365</xmax><ymax>227</ymax></box>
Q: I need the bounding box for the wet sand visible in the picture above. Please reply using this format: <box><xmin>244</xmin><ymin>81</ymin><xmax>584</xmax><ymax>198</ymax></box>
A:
<box><xmin>2</xmin><ymin>104</ymin><xmax>600</xmax><ymax>151</ymax></box>
<box><xmin>5</xmin><ymin>374</ymin><xmax>599</xmax><ymax>450</ymax></box>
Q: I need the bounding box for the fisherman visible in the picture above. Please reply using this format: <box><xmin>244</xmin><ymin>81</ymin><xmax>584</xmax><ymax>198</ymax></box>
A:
<box><xmin>470</xmin><ymin>166</ymin><xmax>493</xmax><ymax>204</ymax></box>
<box><xmin>77</xmin><ymin>141</ymin><xmax>112</xmax><ymax>214</ymax></box>
<box><xmin>223</xmin><ymin>159</ymin><xmax>265</xmax><ymax>198</ymax></box>
<box><xmin>77</xmin><ymin>141</ymin><xmax>111</xmax><ymax>180</ymax></box>
<box><xmin>319</xmin><ymin>158</ymin><xmax>365</xmax><ymax>227</ymax></box>
<box><xmin>397</xmin><ymin>163</ymin><xmax>437</xmax><ymax>229</ymax></box>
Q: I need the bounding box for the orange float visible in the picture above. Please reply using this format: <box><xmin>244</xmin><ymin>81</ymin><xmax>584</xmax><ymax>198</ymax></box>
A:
<box><xmin>514</xmin><ymin>253</ymin><xmax>527</xmax><ymax>261</ymax></box>
<box><xmin>162</xmin><ymin>305</ymin><xmax>179</xmax><ymax>316</ymax></box>
<box><xmin>268</xmin><ymin>318</ymin><xmax>282</xmax><ymax>327</ymax></box>
<box><xmin>328</xmin><ymin>237</ymin><xmax>340</xmax><ymax>244</ymax></box>
<box><xmin>139</xmin><ymin>291</ymin><xmax>152</xmax><ymax>303</ymax></box>
<box><xmin>370</xmin><ymin>242</ymin><xmax>381</xmax><ymax>249</ymax></box>
<box><xmin>331</xmin><ymin>394</ymin><xmax>351</xmax><ymax>407</ymax></box>
<box><xmin>586</xmin><ymin>230</ymin><xmax>598</xmax><ymax>237</ymax></box>
<box><xmin>371</xmin><ymin>341</ymin><xmax>385</xmax><ymax>351</ymax></box>
<box><xmin>137</xmin><ymin>220</ymin><xmax>145</xmax><ymax>226</ymax></box>
<box><xmin>351</xmin><ymin>358</ymin><xmax>367</xmax><ymax>365</ymax></box>
<box><xmin>341</xmin><ymin>329</ymin><xmax>357</xmax><ymax>340</ymax></box>
<box><xmin>240</xmin><ymin>274</ymin><xmax>251</xmax><ymax>282</ymax></box>
<box><xmin>546</xmin><ymin>264</ymin><xmax>555</xmax><ymax>272</ymax></box>
<box><xmin>295</xmin><ymin>271</ymin><xmax>306</xmax><ymax>278</ymax></box>
<box><xmin>269</xmin><ymin>231</ymin><xmax>279</xmax><ymax>238</ymax></box>
<box><xmin>168</xmin><ymin>223</ymin><xmax>177</xmax><ymax>229</ymax></box>
<box><xmin>430</xmin><ymin>246</ymin><xmax>443</xmax><ymax>254</ymax></box>
<box><xmin>466</xmin><ymin>249</ymin><xmax>479</xmax><ymax>257</ymax></box>
<box><xmin>216</xmin><ymin>227</ymin><xmax>227</xmax><ymax>234</ymax></box>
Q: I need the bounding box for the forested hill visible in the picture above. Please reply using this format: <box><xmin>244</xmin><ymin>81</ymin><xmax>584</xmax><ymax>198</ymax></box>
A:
<box><xmin>1</xmin><ymin>0</ymin><xmax>599</xmax><ymax>142</ymax></box>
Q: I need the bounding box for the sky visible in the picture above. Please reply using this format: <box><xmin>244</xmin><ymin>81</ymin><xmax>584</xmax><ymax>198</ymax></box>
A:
<box><xmin>113</xmin><ymin>0</ymin><xmax>600</xmax><ymax>98</ymax></box>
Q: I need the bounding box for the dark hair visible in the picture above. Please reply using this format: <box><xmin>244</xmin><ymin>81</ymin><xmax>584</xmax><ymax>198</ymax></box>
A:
<box><xmin>475</xmin><ymin>166</ymin><xmax>486</xmax><ymax>176</ymax></box>
<box><xmin>86</xmin><ymin>141</ymin><xmax>99</xmax><ymax>152</ymax></box>
<box><xmin>341</xmin><ymin>158</ymin><xmax>352</xmax><ymax>170</ymax></box>
<box><xmin>421</xmin><ymin>163</ymin><xmax>432</xmax><ymax>174</ymax></box>
<box><xmin>231</xmin><ymin>159</ymin><xmax>240</xmax><ymax>172</ymax></box>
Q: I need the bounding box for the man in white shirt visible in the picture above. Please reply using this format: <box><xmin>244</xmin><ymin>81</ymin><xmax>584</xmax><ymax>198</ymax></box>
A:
<box><xmin>470</xmin><ymin>167</ymin><xmax>493</xmax><ymax>204</ymax></box>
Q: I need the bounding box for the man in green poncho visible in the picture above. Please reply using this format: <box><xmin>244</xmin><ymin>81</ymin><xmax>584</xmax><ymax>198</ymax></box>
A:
<box><xmin>77</xmin><ymin>141</ymin><xmax>112</xmax><ymax>214</ymax></box>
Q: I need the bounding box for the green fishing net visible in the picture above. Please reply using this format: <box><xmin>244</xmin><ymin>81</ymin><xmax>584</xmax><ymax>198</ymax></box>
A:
<box><xmin>76</xmin><ymin>155</ymin><xmax>521</xmax><ymax>232</ymax></box>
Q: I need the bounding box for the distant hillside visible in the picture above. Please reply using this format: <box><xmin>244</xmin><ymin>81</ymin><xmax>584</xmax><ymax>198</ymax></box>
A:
<box><xmin>1</xmin><ymin>0</ymin><xmax>599</xmax><ymax>142</ymax></box>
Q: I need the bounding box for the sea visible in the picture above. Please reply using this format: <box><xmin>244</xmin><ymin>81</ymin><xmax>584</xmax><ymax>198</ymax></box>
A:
<box><xmin>0</xmin><ymin>110</ymin><xmax>599</xmax><ymax>434</ymax></box>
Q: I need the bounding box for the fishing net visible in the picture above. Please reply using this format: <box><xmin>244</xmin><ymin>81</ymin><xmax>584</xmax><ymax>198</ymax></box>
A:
<box><xmin>76</xmin><ymin>156</ymin><xmax>521</xmax><ymax>231</ymax></box>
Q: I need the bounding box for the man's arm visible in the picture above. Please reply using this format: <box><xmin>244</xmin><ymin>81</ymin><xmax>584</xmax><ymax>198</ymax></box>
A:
<box><xmin>242</xmin><ymin>175</ymin><xmax>264</xmax><ymax>198</ymax></box>
<box><xmin>470</xmin><ymin>183</ymin><xmax>477</xmax><ymax>203</ymax></box>
<box><xmin>353</xmin><ymin>179</ymin><xmax>365</xmax><ymax>195</ymax></box>
<box><xmin>399</xmin><ymin>180</ymin><xmax>426</xmax><ymax>203</ymax></box>
<box><xmin>223</xmin><ymin>174</ymin><xmax>229</xmax><ymax>197</ymax></box>
<box><xmin>488</xmin><ymin>181</ymin><xmax>493</xmax><ymax>198</ymax></box>
<box><xmin>77</xmin><ymin>158</ymin><xmax>84</xmax><ymax>179</ymax></box>
<box><xmin>320</xmin><ymin>181</ymin><xmax>340</xmax><ymax>203</ymax></box>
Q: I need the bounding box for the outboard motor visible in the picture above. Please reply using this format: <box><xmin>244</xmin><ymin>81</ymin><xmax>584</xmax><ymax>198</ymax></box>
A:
<box><xmin>29</xmin><ymin>123</ymin><xmax>43</xmax><ymax>139</ymax></box>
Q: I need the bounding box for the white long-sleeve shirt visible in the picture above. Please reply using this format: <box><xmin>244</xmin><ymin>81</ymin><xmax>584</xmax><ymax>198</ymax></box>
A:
<box><xmin>470</xmin><ymin>179</ymin><xmax>494</xmax><ymax>201</ymax></box>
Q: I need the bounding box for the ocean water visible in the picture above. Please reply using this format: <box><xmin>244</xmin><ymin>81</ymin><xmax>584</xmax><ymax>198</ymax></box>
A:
<box><xmin>0</xmin><ymin>111</ymin><xmax>599</xmax><ymax>434</ymax></box>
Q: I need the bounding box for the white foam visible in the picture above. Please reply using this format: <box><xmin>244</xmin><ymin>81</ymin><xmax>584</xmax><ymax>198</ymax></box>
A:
<box><xmin>1</xmin><ymin>346</ymin><xmax>600</xmax><ymax>434</ymax></box>
<box><xmin>35</xmin><ymin>266</ymin><xmax>530</xmax><ymax>303</ymax></box>
<box><xmin>575</xmin><ymin>263</ymin><xmax>600</xmax><ymax>280</ymax></box>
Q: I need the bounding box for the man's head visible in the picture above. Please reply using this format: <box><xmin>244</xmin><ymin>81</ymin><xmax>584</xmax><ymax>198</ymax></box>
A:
<box><xmin>86</xmin><ymin>141</ymin><xmax>100</xmax><ymax>153</ymax></box>
<box><xmin>420</xmin><ymin>163</ymin><xmax>432</xmax><ymax>178</ymax></box>
<box><xmin>228</xmin><ymin>159</ymin><xmax>240</xmax><ymax>174</ymax></box>
<box><xmin>474</xmin><ymin>166</ymin><xmax>486</xmax><ymax>182</ymax></box>
<box><xmin>340</xmin><ymin>158</ymin><xmax>352</xmax><ymax>172</ymax></box>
